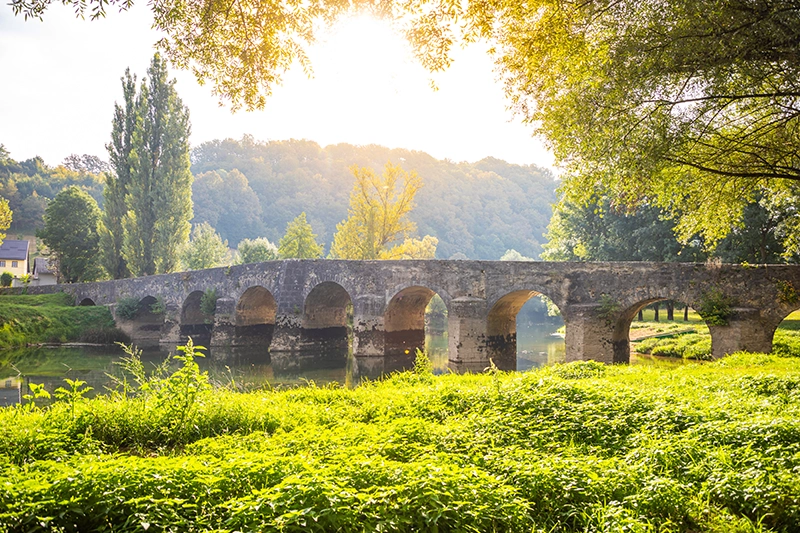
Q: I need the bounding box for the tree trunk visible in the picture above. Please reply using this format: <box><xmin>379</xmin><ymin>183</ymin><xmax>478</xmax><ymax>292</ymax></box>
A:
<box><xmin>666</xmin><ymin>301</ymin><xmax>674</xmax><ymax>321</ymax></box>
<box><xmin>653</xmin><ymin>302</ymin><xmax>660</xmax><ymax>322</ymax></box>
<box><xmin>684</xmin><ymin>305</ymin><xmax>689</xmax><ymax>321</ymax></box>
<box><xmin>638</xmin><ymin>309</ymin><xmax>644</xmax><ymax>321</ymax></box>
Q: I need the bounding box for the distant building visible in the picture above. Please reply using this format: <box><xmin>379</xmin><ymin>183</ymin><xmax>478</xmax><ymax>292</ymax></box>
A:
<box><xmin>31</xmin><ymin>257</ymin><xmax>57</xmax><ymax>286</ymax></box>
<box><xmin>0</xmin><ymin>239</ymin><xmax>29</xmax><ymax>278</ymax></box>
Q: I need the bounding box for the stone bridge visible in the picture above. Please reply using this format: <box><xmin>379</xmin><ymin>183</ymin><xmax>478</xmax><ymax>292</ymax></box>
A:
<box><xmin>16</xmin><ymin>260</ymin><xmax>800</xmax><ymax>370</ymax></box>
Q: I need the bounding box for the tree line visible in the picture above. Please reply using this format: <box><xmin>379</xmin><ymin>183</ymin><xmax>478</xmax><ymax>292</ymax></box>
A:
<box><xmin>14</xmin><ymin>0</ymin><xmax>800</xmax><ymax>265</ymax></box>
<box><xmin>4</xmin><ymin>41</ymin><xmax>799</xmax><ymax>284</ymax></box>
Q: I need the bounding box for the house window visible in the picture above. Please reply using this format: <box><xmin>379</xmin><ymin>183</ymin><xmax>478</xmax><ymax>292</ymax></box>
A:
<box><xmin>11</xmin><ymin>261</ymin><xmax>17</xmax><ymax>268</ymax></box>
<box><xmin>0</xmin><ymin>261</ymin><xmax>5</xmax><ymax>267</ymax></box>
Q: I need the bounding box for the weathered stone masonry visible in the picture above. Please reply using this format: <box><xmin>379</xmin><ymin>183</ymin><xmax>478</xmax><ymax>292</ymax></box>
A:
<box><xmin>13</xmin><ymin>260</ymin><xmax>800</xmax><ymax>369</ymax></box>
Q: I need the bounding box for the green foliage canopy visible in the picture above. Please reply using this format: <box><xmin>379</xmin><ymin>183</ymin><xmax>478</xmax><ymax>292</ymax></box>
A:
<box><xmin>192</xmin><ymin>169</ymin><xmax>263</xmax><ymax>246</ymax></box>
<box><xmin>542</xmin><ymin>193</ymin><xmax>707</xmax><ymax>263</ymax></box>
<box><xmin>107</xmin><ymin>54</ymin><xmax>193</xmax><ymax>277</ymax></box>
<box><xmin>236</xmin><ymin>237</ymin><xmax>278</xmax><ymax>264</ymax></box>
<box><xmin>191</xmin><ymin>139</ymin><xmax>555</xmax><ymax>260</ymax></box>
<box><xmin>37</xmin><ymin>186</ymin><xmax>103</xmax><ymax>283</ymax></box>
<box><xmin>16</xmin><ymin>0</ymin><xmax>800</xmax><ymax>249</ymax></box>
<box><xmin>181</xmin><ymin>222</ymin><xmax>230</xmax><ymax>270</ymax></box>
<box><xmin>278</xmin><ymin>212</ymin><xmax>323</xmax><ymax>259</ymax></box>
<box><xmin>0</xmin><ymin>145</ymin><xmax>105</xmax><ymax>234</ymax></box>
<box><xmin>0</xmin><ymin>196</ymin><xmax>11</xmax><ymax>246</ymax></box>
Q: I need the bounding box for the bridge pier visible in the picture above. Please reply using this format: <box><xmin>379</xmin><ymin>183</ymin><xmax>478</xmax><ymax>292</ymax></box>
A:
<box><xmin>563</xmin><ymin>304</ymin><xmax>618</xmax><ymax>364</ymax></box>
<box><xmin>352</xmin><ymin>295</ymin><xmax>386</xmax><ymax>357</ymax></box>
<box><xmin>708</xmin><ymin>308</ymin><xmax>778</xmax><ymax>358</ymax></box>
<box><xmin>271</xmin><ymin>313</ymin><xmax>303</xmax><ymax>352</ymax></box>
<box><xmin>210</xmin><ymin>297</ymin><xmax>236</xmax><ymax>346</ymax></box>
<box><xmin>160</xmin><ymin>303</ymin><xmax>182</xmax><ymax>344</ymax></box>
<box><xmin>447</xmin><ymin>297</ymin><xmax>491</xmax><ymax>372</ymax></box>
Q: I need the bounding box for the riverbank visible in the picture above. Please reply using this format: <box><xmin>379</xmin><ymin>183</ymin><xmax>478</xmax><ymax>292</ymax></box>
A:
<box><xmin>0</xmin><ymin>293</ymin><xmax>127</xmax><ymax>350</ymax></box>
<box><xmin>2</xmin><ymin>346</ymin><xmax>799</xmax><ymax>532</ymax></box>
<box><xmin>632</xmin><ymin>311</ymin><xmax>800</xmax><ymax>359</ymax></box>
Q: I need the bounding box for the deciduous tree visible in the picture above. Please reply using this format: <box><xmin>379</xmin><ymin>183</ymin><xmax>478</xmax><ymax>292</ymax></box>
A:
<box><xmin>0</xmin><ymin>197</ymin><xmax>11</xmax><ymax>247</ymax></box>
<box><xmin>329</xmin><ymin>162</ymin><xmax>426</xmax><ymax>260</ymax></box>
<box><xmin>37</xmin><ymin>186</ymin><xmax>102</xmax><ymax>282</ymax></box>
<box><xmin>278</xmin><ymin>212</ymin><xmax>323</xmax><ymax>259</ymax></box>
<box><xmin>105</xmin><ymin>54</ymin><xmax>193</xmax><ymax>277</ymax></box>
<box><xmin>181</xmin><ymin>222</ymin><xmax>230</xmax><ymax>270</ymax></box>
<box><xmin>236</xmin><ymin>237</ymin><xmax>278</xmax><ymax>264</ymax></box>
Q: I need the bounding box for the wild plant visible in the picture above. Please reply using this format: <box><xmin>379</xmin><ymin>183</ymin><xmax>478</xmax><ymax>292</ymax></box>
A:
<box><xmin>54</xmin><ymin>378</ymin><xmax>93</xmax><ymax>420</ymax></box>
<box><xmin>20</xmin><ymin>381</ymin><xmax>50</xmax><ymax>412</ymax></box>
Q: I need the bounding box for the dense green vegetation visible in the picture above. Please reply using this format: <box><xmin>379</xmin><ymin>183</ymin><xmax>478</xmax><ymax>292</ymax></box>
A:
<box><xmin>544</xmin><ymin>192</ymin><xmax>800</xmax><ymax>264</ymax></box>
<box><xmin>104</xmin><ymin>54</ymin><xmax>193</xmax><ymax>278</ymax></box>
<box><xmin>191</xmin><ymin>138</ymin><xmax>556</xmax><ymax>259</ymax></box>
<box><xmin>0</xmin><ymin>293</ymin><xmax>124</xmax><ymax>349</ymax></box>
<box><xmin>2</xmin><ymin>344</ymin><xmax>800</xmax><ymax>531</ymax></box>
<box><xmin>0</xmin><ymin>146</ymin><xmax>105</xmax><ymax>233</ymax></box>
<box><xmin>633</xmin><ymin>313</ymin><xmax>800</xmax><ymax>361</ymax></box>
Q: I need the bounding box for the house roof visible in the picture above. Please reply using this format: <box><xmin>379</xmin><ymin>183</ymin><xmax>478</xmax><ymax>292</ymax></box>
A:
<box><xmin>32</xmin><ymin>257</ymin><xmax>54</xmax><ymax>276</ymax></box>
<box><xmin>0</xmin><ymin>239</ymin><xmax>29</xmax><ymax>261</ymax></box>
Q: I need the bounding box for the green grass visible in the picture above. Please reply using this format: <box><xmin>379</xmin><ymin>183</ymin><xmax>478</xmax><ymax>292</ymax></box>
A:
<box><xmin>2</xmin><ymin>346</ymin><xmax>800</xmax><ymax>532</ymax></box>
<box><xmin>633</xmin><ymin>312</ymin><xmax>800</xmax><ymax>360</ymax></box>
<box><xmin>0</xmin><ymin>293</ymin><xmax>127</xmax><ymax>349</ymax></box>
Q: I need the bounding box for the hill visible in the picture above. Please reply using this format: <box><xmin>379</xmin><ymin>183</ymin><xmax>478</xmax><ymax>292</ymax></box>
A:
<box><xmin>191</xmin><ymin>137</ymin><xmax>557</xmax><ymax>259</ymax></box>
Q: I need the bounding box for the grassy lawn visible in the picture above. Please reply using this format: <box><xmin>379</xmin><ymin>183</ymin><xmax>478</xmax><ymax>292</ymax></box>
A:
<box><xmin>632</xmin><ymin>309</ymin><xmax>800</xmax><ymax>360</ymax></box>
<box><xmin>2</xmin><ymin>347</ymin><xmax>800</xmax><ymax>532</ymax></box>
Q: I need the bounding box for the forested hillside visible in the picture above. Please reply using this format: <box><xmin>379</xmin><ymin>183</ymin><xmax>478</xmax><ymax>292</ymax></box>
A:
<box><xmin>191</xmin><ymin>137</ymin><xmax>556</xmax><ymax>259</ymax></box>
<box><xmin>0</xmin><ymin>148</ymin><xmax>105</xmax><ymax>233</ymax></box>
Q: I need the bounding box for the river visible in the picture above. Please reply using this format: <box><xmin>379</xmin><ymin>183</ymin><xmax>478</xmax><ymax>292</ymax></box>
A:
<box><xmin>0</xmin><ymin>322</ymin><xmax>680</xmax><ymax>406</ymax></box>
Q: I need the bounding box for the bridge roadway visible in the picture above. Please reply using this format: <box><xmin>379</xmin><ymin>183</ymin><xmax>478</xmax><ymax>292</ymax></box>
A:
<box><xmin>15</xmin><ymin>260</ymin><xmax>800</xmax><ymax>370</ymax></box>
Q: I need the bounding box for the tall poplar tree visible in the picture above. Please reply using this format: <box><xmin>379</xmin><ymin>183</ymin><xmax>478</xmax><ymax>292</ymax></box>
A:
<box><xmin>101</xmin><ymin>69</ymin><xmax>136</xmax><ymax>279</ymax></box>
<box><xmin>105</xmin><ymin>54</ymin><xmax>193</xmax><ymax>277</ymax></box>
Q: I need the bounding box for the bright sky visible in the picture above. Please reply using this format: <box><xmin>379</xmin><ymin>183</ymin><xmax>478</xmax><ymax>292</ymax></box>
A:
<box><xmin>0</xmin><ymin>4</ymin><xmax>554</xmax><ymax>168</ymax></box>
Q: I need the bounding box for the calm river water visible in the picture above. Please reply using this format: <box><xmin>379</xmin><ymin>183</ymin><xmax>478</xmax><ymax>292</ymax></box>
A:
<box><xmin>0</xmin><ymin>323</ymin><xmax>672</xmax><ymax>406</ymax></box>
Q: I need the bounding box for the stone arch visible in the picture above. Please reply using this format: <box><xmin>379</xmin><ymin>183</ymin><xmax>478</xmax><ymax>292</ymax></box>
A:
<box><xmin>117</xmin><ymin>295</ymin><xmax>165</xmax><ymax>344</ymax></box>
<box><xmin>235</xmin><ymin>286</ymin><xmax>277</xmax><ymax>347</ymax></box>
<box><xmin>772</xmin><ymin>304</ymin><xmax>800</xmax><ymax>356</ymax></box>
<box><xmin>384</xmin><ymin>285</ymin><xmax>448</xmax><ymax>357</ymax></box>
<box><xmin>486</xmin><ymin>289</ymin><xmax>564</xmax><ymax>371</ymax></box>
<box><xmin>301</xmin><ymin>281</ymin><xmax>353</xmax><ymax>356</ymax></box>
<box><xmin>181</xmin><ymin>290</ymin><xmax>213</xmax><ymax>344</ymax></box>
<box><xmin>613</xmin><ymin>296</ymin><xmax>702</xmax><ymax>363</ymax></box>
<box><xmin>78</xmin><ymin>298</ymin><xmax>95</xmax><ymax>306</ymax></box>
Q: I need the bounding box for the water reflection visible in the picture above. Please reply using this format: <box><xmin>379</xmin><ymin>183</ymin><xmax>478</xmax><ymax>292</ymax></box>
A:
<box><xmin>0</xmin><ymin>324</ymin><xmax>570</xmax><ymax>406</ymax></box>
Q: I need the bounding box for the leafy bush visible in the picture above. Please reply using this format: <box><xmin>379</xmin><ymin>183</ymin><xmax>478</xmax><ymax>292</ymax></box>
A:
<box><xmin>115</xmin><ymin>297</ymin><xmax>140</xmax><ymax>320</ymax></box>
<box><xmin>597</xmin><ymin>293</ymin><xmax>621</xmax><ymax>321</ymax></box>
<box><xmin>550</xmin><ymin>360</ymin><xmax>606</xmax><ymax>379</ymax></box>
<box><xmin>637</xmin><ymin>333</ymin><xmax>711</xmax><ymax>360</ymax></box>
<box><xmin>149</xmin><ymin>296</ymin><xmax>166</xmax><ymax>315</ymax></box>
<box><xmin>200</xmin><ymin>288</ymin><xmax>217</xmax><ymax>317</ymax></box>
<box><xmin>776</xmin><ymin>280</ymin><xmax>799</xmax><ymax>305</ymax></box>
<box><xmin>0</xmin><ymin>271</ymin><xmax>12</xmax><ymax>287</ymax></box>
<box><xmin>773</xmin><ymin>328</ymin><xmax>800</xmax><ymax>357</ymax></box>
<box><xmin>697</xmin><ymin>288</ymin><xmax>734</xmax><ymax>326</ymax></box>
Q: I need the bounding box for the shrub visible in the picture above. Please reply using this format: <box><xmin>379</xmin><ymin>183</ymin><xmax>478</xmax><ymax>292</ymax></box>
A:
<box><xmin>776</xmin><ymin>280</ymin><xmax>799</xmax><ymax>305</ymax></box>
<box><xmin>697</xmin><ymin>288</ymin><xmax>734</xmax><ymax>326</ymax></box>
<box><xmin>149</xmin><ymin>295</ymin><xmax>166</xmax><ymax>315</ymax></box>
<box><xmin>200</xmin><ymin>288</ymin><xmax>217</xmax><ymax>317</ymax></box>
<box><xmin>0</xmin><ymin>271</ymin><xmax>12</xmax><ymax>287</ymax></box>
<box><xmin>115</xmin><ymin>296</ymin><xmax>139</xmax><ymax>320</ymax></box>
